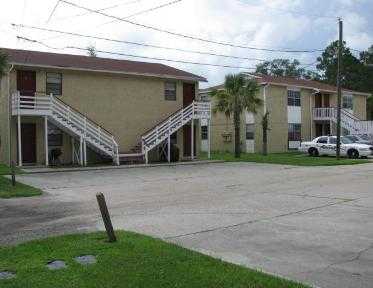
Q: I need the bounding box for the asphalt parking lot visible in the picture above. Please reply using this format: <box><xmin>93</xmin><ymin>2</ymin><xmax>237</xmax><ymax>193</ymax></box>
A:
<box><xmin>1</xmin><ymin>162</ymin><xmax>373</xmax><ymax>288</ymax></box>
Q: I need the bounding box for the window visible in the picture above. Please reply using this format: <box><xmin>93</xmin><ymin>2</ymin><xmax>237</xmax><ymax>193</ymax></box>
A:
<box><xmin>165</xmin><ymin>82</ymin><xmax>176</xmax><ymax>101</ymax></box>
<box><xmin>342</xmin><ymin>94</ymin><xmax>353</xmax><ymax>110</ymax></box>
<box><xmin>317</xmin><ymin>137</ymin><xmax>328</xmax><ymax>144</ymax></box>
<box><xmin>46</xmin><ymin>73</ymin><xmax>62</xmax><ymax>96</ymax></box>
<box><xmin>288</xmin><ymin>123</ymin><xmax>301</xmax><ymax>141</ymax></box>
<box><xmin>287</xmin><ymin>90</ymin><xmax>301</xmax><ymax>106</ymax></box>
<box><xmin>201</xmin><ymin>126</ymin><xmax>208</xmax><ymax>140</ymax></box>
<box><xmin>199</xmin><ymin>93</ymin><xmax>210</xmax><ymax>102</ymax></box>
<box><xmin>246</xmin><ymin>124</ymin><xmax>255</xmax><ymax>140</ymax></box>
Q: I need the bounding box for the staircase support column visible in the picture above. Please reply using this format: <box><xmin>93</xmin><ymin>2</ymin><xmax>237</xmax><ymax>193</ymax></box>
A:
<box><xmin>208</xmin><ymin>118</ymin><xmax>211</xmax><ymax>159</ymax></box>
<box><xmin>44</xmin><ymin>116</ymin><xmax>49</xmax><ymax>167</ymax></box>
<box><xmin>191</xmin><ymin>119</ymin><xmax>194</xmax><ymax>160</ymax></box>
<box><xmin>79</xmin><ymin>137</ymin><xmax>83</xmax><ymax>166</ymax></box>
<box><xmin>145</xmin><ymin>150</ymin><xmax>149</xmax><ymax>164</ymax></box>
<box><xmin>167</xmin><ymin>135</ymin><xmax>171</xmax><ymax>163</ymax></box>
<box><xmin>17</xmin><ymin>114</ymin><xmax>22</xmax><ymax>167</ymax></box>
<box><xmin>71</xmin><ymin>137</ymin><xmax>75</xmax><ymax>164</ymax></box>
<box><xmin>83</xmin><ymin>139</ymin><xmax>87</xmax><ymax>166</ymax></box>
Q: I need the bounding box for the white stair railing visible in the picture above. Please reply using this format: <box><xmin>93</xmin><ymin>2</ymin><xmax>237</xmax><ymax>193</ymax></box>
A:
<box><xmin>313</xmin><ymin>107</ymin><xmax>373</xmax><ymax>135</ymax></box>
<box><xmin>12</xmin><ymin>92</ymin><xmax>120</xmax><ymax>165</ymax></box>
<box><xmin>141</xmin><ymin>101</ymin><xmax>211</xmax><ymax>155</ymax></box>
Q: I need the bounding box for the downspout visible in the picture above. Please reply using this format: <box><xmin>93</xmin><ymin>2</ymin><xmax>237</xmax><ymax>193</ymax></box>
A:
<box><xmin>7</xmin><ymin>64</ymin><xmax>14</xmax><ymax>166</ymax></box>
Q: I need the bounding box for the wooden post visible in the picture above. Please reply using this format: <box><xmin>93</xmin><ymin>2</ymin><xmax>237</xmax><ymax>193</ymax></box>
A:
<box><xmin>96</xmin><ymin>192</ymin><xmax>117</xmax><ymax>242</ymax></box>
<box><xmin>11</xmin><ymin>161</ymin><xmax>16</xmax><ymax>187</ymax></box>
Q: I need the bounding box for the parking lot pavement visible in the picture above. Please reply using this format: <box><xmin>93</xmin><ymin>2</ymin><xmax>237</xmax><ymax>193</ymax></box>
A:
<box><xmin>1</xmin><ymin>162</ymin><xmax>373</xmax><ymax>288</ymax></box>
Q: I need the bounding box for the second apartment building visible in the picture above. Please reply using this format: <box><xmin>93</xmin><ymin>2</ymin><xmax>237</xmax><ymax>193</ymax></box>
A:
<box><xmin>199</xmin><ymin>74</ymin><xmax>372</xmax><ymax>154</ymax></box>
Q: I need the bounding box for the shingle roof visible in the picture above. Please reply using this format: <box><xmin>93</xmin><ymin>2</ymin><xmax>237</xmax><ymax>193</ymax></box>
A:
<box><xmin>200</xmin><ymin>74</ymin><xmax>370</xmax><ymax>96</ymax></box>
<box><xmin>1</xmin><ymin>48</ymin><xmax>207</xmax><ymax>82</ymax></box>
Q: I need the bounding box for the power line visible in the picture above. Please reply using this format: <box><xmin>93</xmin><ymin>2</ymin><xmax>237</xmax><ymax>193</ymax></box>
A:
<box><xmin>98</xmin><ymin>0</ymin><xmax>183</xmax><ymax>28</ymax></box>
<box><xmin>58</xmin><ymin>0</ymin><xmax>324</xmax><ymax>53</ymax></box>
<box><xmin>68</xmin><ymin>46</ymin><xmax>258</xmax><ymax>70</ymax></box>
<box><xmin>46</xmin><ymin>0</ymin><xmax>61</xmax><ymax>23</ymax></box>
<box><xmin>13</xmin><ymin>25</ymin><xmax>319</xmax><ymax>66</ymax></box>
<box><xmin>53</xmin><ymin>0</ymin><xmax>143</xmax><ymax>22</ymax></box>
<box><xmin>13</xmin><ymin>25</ymin><xmax>267</xmax><ymax>62</ymax></box>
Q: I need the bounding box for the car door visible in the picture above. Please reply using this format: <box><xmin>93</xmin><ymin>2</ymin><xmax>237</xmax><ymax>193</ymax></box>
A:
<box><xmin>316</xmin><ymin>137</ymin><xmax>329</xmax><ymax>155</ymax></box>
<box><xmin>325</xmin><ymin>137</ymin><xmax>337</xmax><ymax>156</ymax></box>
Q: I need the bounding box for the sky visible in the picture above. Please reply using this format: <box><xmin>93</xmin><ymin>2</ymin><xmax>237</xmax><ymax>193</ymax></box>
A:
<box><xmin>0</xmin><ymin>0</ymin><xmax>372</xmax><ymax>88</ymax></box>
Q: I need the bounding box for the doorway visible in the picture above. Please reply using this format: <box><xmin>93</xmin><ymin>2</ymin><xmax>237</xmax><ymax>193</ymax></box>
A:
<box><xmin>20</xmin><ymin>123</ymin><xmax>37</xmax><ymax>164</ymax></box>
<box><xmin>17</xmin><ymin>70</ymin><xmax>36</xmax><ymax>96</ymax></box>
<box><xmin>183</xmin><ymin>125</ymin><xmax>196</xmax><ymax>157</ymax></box>
<box><xmin>183</xmin><ymin>83</ymin><xmax>195</xmax><ymax>107</ymax></box>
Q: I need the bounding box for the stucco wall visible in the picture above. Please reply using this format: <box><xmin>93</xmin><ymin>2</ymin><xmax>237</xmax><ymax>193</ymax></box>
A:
<box><xmin>265</xmin><ymin>85</ymin><xmax>288</xmax><ymax>152</ymax></box>
<box><xmin>0</xmin><ymin>74</ymin><xmax>10</xmax><ymax>164</ymax></box>
<box><xmin>353</xmin><ymin>94</ymin><xmax>367</xmax><ymax>120</ymax></box>
<box><xmin>5</xmin><ymin>67</ymin><xmax>201</xmax><ymax>165</ymax></box>
<box><xmin>301</xmin><ymin>89</ymin><xmax>312</xmax><ymax>142</ymax></box>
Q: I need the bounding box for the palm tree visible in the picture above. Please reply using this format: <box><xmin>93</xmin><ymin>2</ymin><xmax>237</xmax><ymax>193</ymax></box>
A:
<box><xmin>0</xmin><ymin>51</ymin><xmax>8</xmax><ymax>76</ymax></box>
<box><xmin>210</xmin><ymin>73</ymin><xmax>262</xmax><ymax>158</ymax></box>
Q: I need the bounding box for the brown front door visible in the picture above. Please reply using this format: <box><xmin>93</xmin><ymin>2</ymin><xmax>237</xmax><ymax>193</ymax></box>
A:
<box><xmin>20</xmin><ymin>123</ymin><xmax>37</xmax><ymax>164</ymax></box>
<box><xmin>315</xmin><ymin>93</ymin><xmax>322</xmax><ymax>108</ymax></box>
<box><xmin>323</xmin><ymin>94</ymin><xmax>330</xmax><ymax>107</ymax></box>
<box><xmin>17</xmin><ymin>70</ymin><xmax>36</xmax><ymax>96</ymax></box>
<box><xmin>183</xmin><ymin>83</ymin><xmax>195</xmax><ymax>107</ymax></box>
<box><xmin>315</xmin><ymin>123</ymin><xmax>323</xmax><ymax>137</ymax></box>
<box><xmin>183</xmin><ymin>125</ymin><xmax>196</xmax><ymax>157</ymax></box>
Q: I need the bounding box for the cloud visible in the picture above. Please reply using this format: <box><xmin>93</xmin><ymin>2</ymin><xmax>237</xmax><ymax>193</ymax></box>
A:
<box><xmin>0</xmin><ymin>0</ymin><xmax>371</xmax><ymax>88</ymax></box>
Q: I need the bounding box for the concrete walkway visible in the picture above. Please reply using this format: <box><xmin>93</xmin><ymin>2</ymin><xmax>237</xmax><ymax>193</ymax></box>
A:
<box><xmin>1</xmin><ymin>162</ymin><xmax>373</xmax><ymax>288</ymax></box>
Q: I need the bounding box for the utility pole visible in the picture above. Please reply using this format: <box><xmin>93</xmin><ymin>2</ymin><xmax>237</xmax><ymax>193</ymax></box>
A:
<box><xmin>336</xmin><ymin>18</ymin><xmax>343</xmax><ymax>160</ymax></box>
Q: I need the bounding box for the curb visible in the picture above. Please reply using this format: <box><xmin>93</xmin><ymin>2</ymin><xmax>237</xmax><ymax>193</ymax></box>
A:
<box><xmin>20</xmin><ymin>160</ymin><xmax>225</xmax><ymax>174</ymax></box>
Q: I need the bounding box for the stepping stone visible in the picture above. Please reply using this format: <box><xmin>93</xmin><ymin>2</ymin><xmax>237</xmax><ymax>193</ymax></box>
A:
<box><xmin>74</xmin><ymin>255</ymin><xmax>97</xmax><ymax>265</ymax></box>
<box><xmin>46</xmin><ymin>260</ymin><xmax>67</xmax><ymax>270</ymax></box>
<box><xmin>0</xmin><ymin>271</ymin><xmax>15</xmax><ymax>280</ymax></box>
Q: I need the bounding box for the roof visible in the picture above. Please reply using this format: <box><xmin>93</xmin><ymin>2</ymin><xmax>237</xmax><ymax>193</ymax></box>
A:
<box><xmin>200</xmin><ymin>74</ymin><xmax>371</xmax><ymax>96</ymax></box>
<box><xmin>1</xmin><ymin>48</ymin><xmax>207</xmax><ymax>82</ymax></box>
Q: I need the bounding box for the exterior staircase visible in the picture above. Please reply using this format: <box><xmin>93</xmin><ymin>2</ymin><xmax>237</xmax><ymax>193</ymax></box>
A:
<box><xmin>12</xmin><ymin>92</ymin><xmax>119</xmax><ymax>165</ymax></box>
<box><xmin>313</xmin><ymin>107</ymin><xmax>373</xmax><ymax>135</ymax></box>
<box><xmin>12</xmin><ymin>92</ymin><xmax>211</xmax><ymax>166</ymax></box>
<box><xmin>140</xmin><ymin>101</ymin><xmax>211</xmax><ymax>163</ymax></box>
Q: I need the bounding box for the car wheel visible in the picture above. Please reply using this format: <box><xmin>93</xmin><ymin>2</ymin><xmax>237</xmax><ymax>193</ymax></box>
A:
<box><xmin>308</xmin><ymin>148</ymin><xmax>319</xmax><ymax>157</ymax></box>
<box><xmin>347</xmin><ymin>149</ymin><xmax>359</xmax><ymax>159</ymax></box>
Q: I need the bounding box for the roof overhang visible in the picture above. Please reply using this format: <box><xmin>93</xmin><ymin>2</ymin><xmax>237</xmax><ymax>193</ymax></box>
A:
<box><xmin>9</xmin><ymin>62</ymin><xmax>207</xmax><ymax>83</ymax></box>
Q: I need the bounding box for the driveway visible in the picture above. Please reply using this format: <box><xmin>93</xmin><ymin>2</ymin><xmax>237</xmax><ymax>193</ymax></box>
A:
<box><xmin>1</xmin><ymin>163</ymin><xmax>373</xmax><ymax>288</ymax></box>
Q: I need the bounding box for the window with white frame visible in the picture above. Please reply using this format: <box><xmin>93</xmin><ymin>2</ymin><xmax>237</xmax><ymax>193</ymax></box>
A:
<box><xmin>342</xmin><ymin>94</ymin><xmax>353</xmax><ymax>110</ymax></box>
<box><xmin>46</xmin><ymin>73</ymin><xmax>62</xmax><ymax>96</ymax></box>
<box><xmin>288</xmin><ymin>123</ymin><xmax>301</xmax><ymax>141</ymax></box>
<box><xmin>246</xmin><ymin>124</ymin><xmax>255</xmax><ymax>140</ymax></box>
<box><xmin>287</xmin><ymin>90</ymin><xmax>301</xmax><ymax>106</ymax></box>
<box><xmin>164</xmin><ymin>82</ymin><xmax>176</xmax><ymax>101</ymax></box>
<box><xmin>201</xmin><ymin>126</ymin><xmax>208</xmax><ymax>140</ymax></box>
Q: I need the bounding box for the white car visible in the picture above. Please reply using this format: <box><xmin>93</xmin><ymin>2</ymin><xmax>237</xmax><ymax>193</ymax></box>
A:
<box><xmin>299</xmin><ymin>136</ymin><xmax>373</xmax><ymax>158</ymax></box>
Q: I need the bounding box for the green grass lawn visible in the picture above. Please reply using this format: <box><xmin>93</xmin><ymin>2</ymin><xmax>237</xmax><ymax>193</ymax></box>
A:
<box><xmin>202</xmin><ymin>152</ymin><xmax>370</xmax><ymax>166</ymax></box>
<box><xmin>0</xmin><ymin>164</ymin><xmax>22</xmax><ymax>176</ymax></box>
<box><xmin>0</xmin><ymin>176</ymin><xmax>42</xmax><ymax>199</ymax></box>
<box><xmin>0</xmin><ymin>231</ymin><xmax>309</xmax><ymax>288</ymax></box>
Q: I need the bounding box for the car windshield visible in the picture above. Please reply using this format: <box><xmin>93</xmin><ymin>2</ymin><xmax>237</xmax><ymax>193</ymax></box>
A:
<box><xmin>341</xmin><ymin>137</ymin><xmax>353</xmax><ymax>144</ymax></box>
<box><xmin>329</xmin><ymin>137</ymin><xmax>353</xmax><ymax>144</ymax></box>
<box><xmin>359</xmin><ymin>135</ymin><xmax>369</xmax><ymax>141</ymax></box>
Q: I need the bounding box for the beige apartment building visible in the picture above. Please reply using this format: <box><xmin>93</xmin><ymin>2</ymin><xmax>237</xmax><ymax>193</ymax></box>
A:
<box><xmin>199</xmin><ymin>74</ymin><xmax>372</xmax><ymax>154</ymax></box>
<box><xmin>0</xmin><ymin>48</ymin><xmax>211</xmax><ymax>167</ymax></box>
